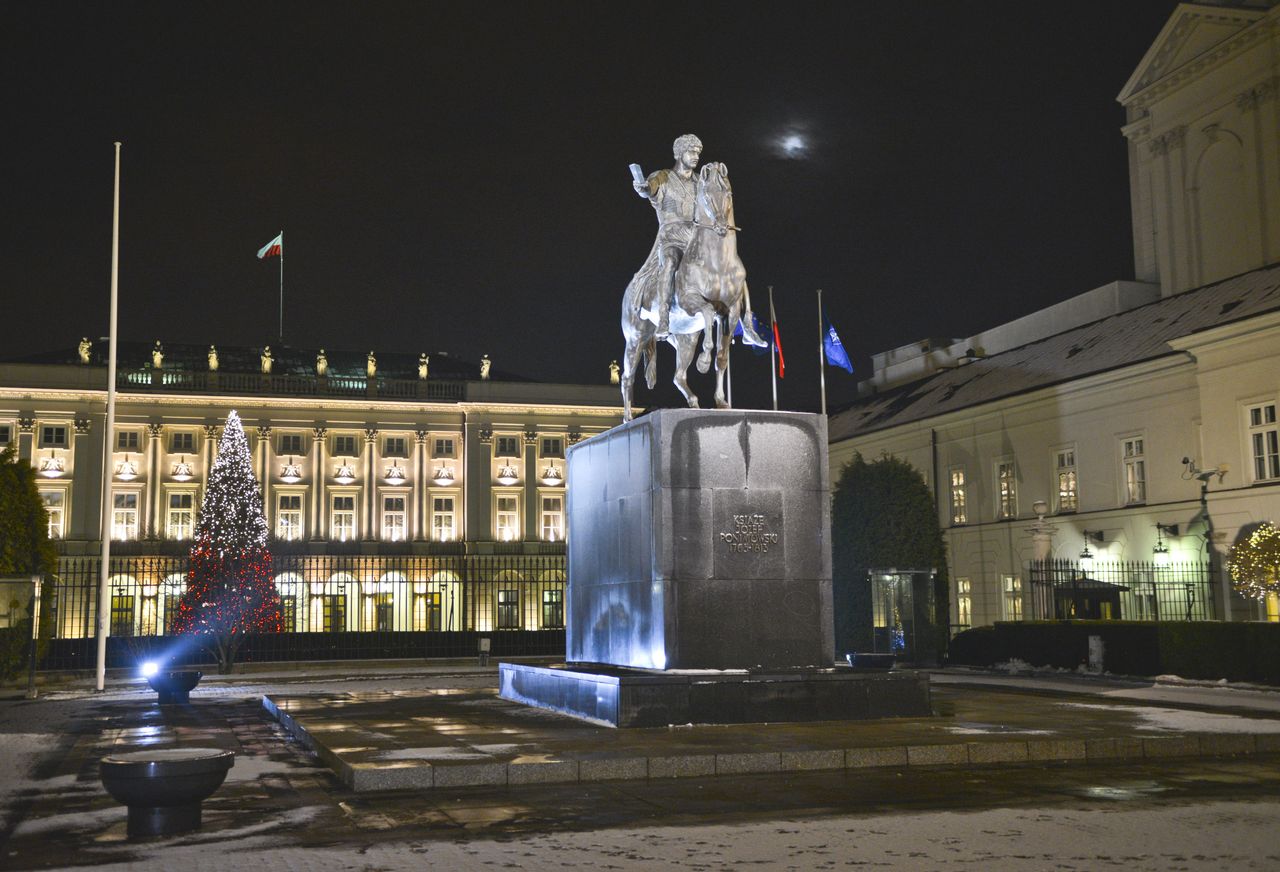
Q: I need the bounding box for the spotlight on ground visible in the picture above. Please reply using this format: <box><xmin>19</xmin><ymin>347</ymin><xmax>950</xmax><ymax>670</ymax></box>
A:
<box><xmin>140</xmin><ymin>661</ymin><xmax>160</xmax><ymax>679</ymax></box>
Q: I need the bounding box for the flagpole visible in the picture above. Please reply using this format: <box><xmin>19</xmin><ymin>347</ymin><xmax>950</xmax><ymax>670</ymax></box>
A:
<box><xmin>278</xmin><ymin>230</ymin><xmax>284</xmax><ymax>343</ymax></box>
<box><xmin>818</xmin><ymin>288</ymin><xmax>827</xmax><ymax>417</ymax></box>
<box><xmin>768</xmin><ymin>286</ymin><xmax>778</xmax><ymax>411</ymax></box>
<box><xmin>96</xmin><ymin>142</ymin><xmax>121</xmax><ymax>693</ymax></box>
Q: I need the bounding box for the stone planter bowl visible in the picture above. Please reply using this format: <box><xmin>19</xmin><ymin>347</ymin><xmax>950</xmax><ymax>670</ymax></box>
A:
<box><xmin>146</xmin><ymin>670</ymin><xmax>203</xmax><ymax>705</ymax></box>
<box><xmin>99</xmin><ymin>747</ymin><xmax>235</xmax><ymax>837</ymax></box>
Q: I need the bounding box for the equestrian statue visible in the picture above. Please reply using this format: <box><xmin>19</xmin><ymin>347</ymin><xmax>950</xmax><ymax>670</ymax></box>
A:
<box><xmin>621</xmin><ymin>133</ymin><xmax>767</xmax><ymax>422</ymax></box>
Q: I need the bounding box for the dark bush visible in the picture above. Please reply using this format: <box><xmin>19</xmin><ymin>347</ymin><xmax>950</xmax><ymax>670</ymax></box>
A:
<box><xmin>946</xmin><ymin>621</ymin><xmax>1280</xmax><ymax>685</ymax></box>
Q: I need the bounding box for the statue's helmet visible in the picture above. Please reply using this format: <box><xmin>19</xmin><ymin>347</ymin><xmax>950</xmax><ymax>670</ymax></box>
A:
<box><xmin>673</xmin><ymin>134</ymin><xmax>703</xmax><ymax>158</ymax></box>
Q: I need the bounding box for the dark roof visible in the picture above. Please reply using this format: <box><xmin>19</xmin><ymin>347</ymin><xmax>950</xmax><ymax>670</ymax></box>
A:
<box><xmin>3</xmin><ymin>341</ymin><xmax>533</xmax><ymax>383</ymax></box>
<box><xmin>829</xmin><ymin>262</ymin><xmax>1280</xmax><ymax>441</ymax></box>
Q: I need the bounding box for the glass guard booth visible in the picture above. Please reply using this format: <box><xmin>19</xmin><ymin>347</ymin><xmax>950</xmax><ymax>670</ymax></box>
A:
<box><xmin>869</xmin><ymin>569</ymin><xmax>936</xmax><ymax>664</ymax></box>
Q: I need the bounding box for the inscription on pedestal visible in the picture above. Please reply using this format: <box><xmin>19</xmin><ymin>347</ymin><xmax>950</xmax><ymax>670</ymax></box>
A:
<box><xmin>712</xmin><ymin>488</ymin><xmax>784</xmax><ymax>580</ymax></box>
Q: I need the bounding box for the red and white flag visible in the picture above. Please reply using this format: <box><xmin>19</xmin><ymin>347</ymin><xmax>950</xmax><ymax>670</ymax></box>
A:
<box><xmin>257</xmin><ymin>233</ymin><xmax>282</xmax><ymax>259</ymax></box>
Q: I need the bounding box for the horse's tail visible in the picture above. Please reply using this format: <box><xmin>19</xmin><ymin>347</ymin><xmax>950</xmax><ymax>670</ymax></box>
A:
<box><xmin>644</xmin><ymin>335</ymin><xmax>657</xmax><ymax>389</ymax></box>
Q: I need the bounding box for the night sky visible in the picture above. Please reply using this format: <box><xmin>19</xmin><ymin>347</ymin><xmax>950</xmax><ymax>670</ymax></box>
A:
<box><xmin>4</xmin><ymin>1</ymin><xmax>1180</xmax><ymax>413</ymax></box>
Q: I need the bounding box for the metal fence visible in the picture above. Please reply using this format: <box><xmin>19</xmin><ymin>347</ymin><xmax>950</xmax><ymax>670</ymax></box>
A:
<box><xmin>42</xmin><ymin>553</ymin><xmax>567</xmax><ymax>669</ymax></box>
<box><xmin>1027</xmin><ymin>559</ymin><xmax>1216</xmax><ymax>622</ymax></box>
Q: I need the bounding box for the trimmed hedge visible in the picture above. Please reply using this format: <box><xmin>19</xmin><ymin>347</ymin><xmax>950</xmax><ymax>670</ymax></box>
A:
<box><xmin>948</xmin><ymin>621</ymin><xmax>1280</xmax><ymax>685</ymax></box>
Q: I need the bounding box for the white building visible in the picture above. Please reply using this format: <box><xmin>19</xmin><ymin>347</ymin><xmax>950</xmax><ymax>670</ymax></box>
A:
<box><xmin>829</xmin><ymin>1</ymin><xmax>1280</xmax><ymax>630</ymax></box>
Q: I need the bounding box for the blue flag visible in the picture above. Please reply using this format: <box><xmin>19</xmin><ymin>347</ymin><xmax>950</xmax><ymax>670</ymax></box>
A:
<box><xmin>733</xmin><ymin>313</ymin><xmax>771</xmax><ymax>356</ymax></box>
<box><xmin>823</xmin><ymin>318</ymin><xmax>853</xmax><ymax>373</ymax></box>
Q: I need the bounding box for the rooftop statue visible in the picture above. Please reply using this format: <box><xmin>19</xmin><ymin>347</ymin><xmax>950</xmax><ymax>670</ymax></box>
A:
<box><xmin>621</xmin><ymin>134</ymin><xmax>766</xmax><ymax>421</ymax></box>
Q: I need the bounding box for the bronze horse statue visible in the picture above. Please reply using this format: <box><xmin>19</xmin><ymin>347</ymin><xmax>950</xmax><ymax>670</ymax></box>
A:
<box><xmin>619</xmin><ymin>162</ymin><xmax>764</xmax><ymax>421</ymax></box>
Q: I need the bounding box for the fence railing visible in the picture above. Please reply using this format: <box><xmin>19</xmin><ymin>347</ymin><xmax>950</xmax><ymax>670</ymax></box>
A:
<box><xmin>117</xmin><ymin>369</ymin><xmax>466</xmax><ymax>402</ymax></box>
<box><xmin>42</xmin><ymin>553</ymin><xmax>566</xmax><ymax>669</ymax></box>
<box><xmin>1026</xmin><ymin>559</ymin><xmax>1216</xmax><ymax>622</ymax></box>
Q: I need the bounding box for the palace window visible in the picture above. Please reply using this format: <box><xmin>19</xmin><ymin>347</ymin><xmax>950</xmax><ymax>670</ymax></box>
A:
<box><xmin>432</xmin><ymin>437</ymin><xmax>455</xmax><ymax>458</ymax></box>
<box><xmin>1002</xmin><ymin>575</ymin><xmax>1023</xmax><ymax>621</ymax></box>
<box><xmin>542</xmin><ymin>589</ymin><xmax>564</xmax><ymax>629</ymax></box>
<box><xmin>170</xmin><ymin>432</ymin><xmax>195</xmax><ymax>454</ymax></box>
<box><xmin>497</xmin><ymin>589</ymin><xmax>521</xmax><ymax>629</ymax></box>
<box><xmin>112</xmin><ymin>492</ymin><xmax>138</xmax><ymax>540</ymax></box>
<box><xmin>1055</xmin><ymin>448</ymin><xmax>1078</xmax><ymax>513</ymax></box>
<box><xmin>956</xmin><ymin>578</ymin><xmax>972</xmax><ymax>629</ymax></box>
<box><xmin>322</xmin><ymin>594</ymin><xmax>347</xmax><ymax>633</ymax></box>
<box><xmin>277</xmin><ymin>494</ymin><xmax>303</xmax><ymax>540</ymax></box>
<box><xmin>496</xmin><ymin>495</ymin><xmax>520</xmax><ymax>541</ymax></box>
<box><xmin>383</xmin><ymin>436</ymin><xmax>408</xmax><ymax>458</ymax></box>
<box><xmin>1122</xmin><ymin>436</ymin><xmax>1146</xmax><ymax>503</ymax></box>
<box><xmin>540</xmin><ymin>495</ymin><xmax>564</xmax><ymax>541</ymax></box>
<box><xmin>278</xmin><ymin>433</ymin><xmax>304</xmax><ymax>456</ymax></box>
<box><xmin>432</xmin><ymin>496</ymin><xmax>456</xmax><ymax>542</ymax></box>
<box><xmin>996</xmin><ymin>460</ymin><xmax>1017</xmax><ymax>519</ymax></box>
<box><xmin>117</xmin><ymin>431</ymin><xmax>140</xmax><ymax>451</ymax></box>
<box><xmin>110</xmin><ymin>590</ymin><xmax>135</xmax><ymax>637</ymax></box>
<box><xmin>41</xmin><ymin>491</ymin><xmax>64</xmax><ymax>539</ymax></box>
<box><xmin>540</xmin><ymin>437</ymin><xmax>564</xmax><ymax>458</ymax></box>
<box><xmin>948</xmin><ymin>467</ymin><xmax>967</xmax><ymax>525</ymax></box>
<box><xmin>495</xmin><ymin>435</ymin><xmax>520</xmax><ymax>458</ymax></box>
<box><xmin>167</xmin><ymin>492</ymin><xmax>194</xmax><ymax>540</ymax></box>
<box><xmin>382</xmin><ymin>496</ymin><xmax>407</xmax><ymax>541</ymax></box>
<box><xmin>0</xmin><ymin>425</ymin><xmax>11</xmax><ymax>445</ymax></box>
<box><xmin>413</xmin><ymin>590</ymin><xmax>442</xmax><ymax>631</ymax></box>
<box><xmin>41</xmin><ymin>425</ymin><xmax>68</xmax><ymax>448</ymax></box>
<box><xmin>333</xmin><ymin>435</ymin><xmax>358</xmax><ymax>456</ymax></box>
<box><xmin>331</xmin><ymin>495</ymin><xmax>356</xmax><ymax>541</ymax></box>
<box><xmin>1248</xmin><ymin>402</ymin><xmax>1279</xmax><ymax>482</ymax></box>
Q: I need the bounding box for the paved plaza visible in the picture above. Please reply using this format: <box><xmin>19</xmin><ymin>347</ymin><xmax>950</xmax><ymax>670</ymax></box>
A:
<box><xmin>2</xmin><ymin>664</ymin><xmax>1279</xmax><ymax>869</ymax></box>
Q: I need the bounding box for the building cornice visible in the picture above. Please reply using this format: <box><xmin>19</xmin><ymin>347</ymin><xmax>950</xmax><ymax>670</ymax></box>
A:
<box><xmin>1120</xmin><ymin>5</ymin><xmax>1273</xmax><ymax>113</ymax></box>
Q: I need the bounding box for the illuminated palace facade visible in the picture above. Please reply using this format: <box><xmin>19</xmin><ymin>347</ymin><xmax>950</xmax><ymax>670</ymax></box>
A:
<box><xmin>0</xmin><ymin>342</ymin><xmax>625</xmax><ymax>662</ymax></box>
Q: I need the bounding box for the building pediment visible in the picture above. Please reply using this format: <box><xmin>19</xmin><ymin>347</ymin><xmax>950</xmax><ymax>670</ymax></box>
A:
<box><xmin>1118</xmin><ymin>3</ymin><xmax>1266</xmax><ymax>105</ymax></box>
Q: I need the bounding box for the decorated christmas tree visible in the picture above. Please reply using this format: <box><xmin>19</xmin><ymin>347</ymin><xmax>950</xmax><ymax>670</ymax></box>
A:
<box><xmin>172</xmin><ymin>410</ymin><xmax>282</xmax><ymax>672</ymax></box>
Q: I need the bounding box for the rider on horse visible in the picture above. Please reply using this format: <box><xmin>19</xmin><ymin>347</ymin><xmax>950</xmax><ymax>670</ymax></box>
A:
<box><xmin>633</xmin><ymin>134</ymin><xmax>765</xmax><ymax>346</ymax></box>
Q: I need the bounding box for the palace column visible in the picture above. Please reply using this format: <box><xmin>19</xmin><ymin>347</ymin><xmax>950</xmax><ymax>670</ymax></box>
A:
<box><xmin>362</xmin><ymin>428</ymin><xmax>377</xmax><ymax>541</ymax></box>
<box><xmin>70</xmin><ymin>416</ymin><xmax>100</xmax><ymax>545</ymax></box>
<box><xmin>523</xmin><ymin>430</ymin><xmax>538</xmax><ymax>541</ymax></box>
<box><xmin>256</xmin><ymin>425</ymin><xmax>272</xmax><ymax>514</ymax></box>
<box><xmin>310</xmin><ymin>427</ymin><xmax>327</xmax><ymax>541</ymax></box>
<box><xmin>467</xmin><ymin>424</ymin><xmax>493</xmax><ymax>541</ymax></box>
<box><xmin>413</xmin><ymin>429</ymin><xmax>428</xmax><ymax>541</ymax></box>
<box><xmin>16</xmin><ymin>416</ymin><xmax>35</xmax><ymax>465</ymax></box>
<box><xmin>145</xmin><ymin>423</ymin><xmax>163</xmax><ymax>538</ymax></box>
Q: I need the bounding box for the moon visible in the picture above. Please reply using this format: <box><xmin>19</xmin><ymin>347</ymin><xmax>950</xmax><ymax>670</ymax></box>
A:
<box><xmin>772</xmin><ymin>129</ymin><xmax>810</xmax><ymax>159</ymax></box>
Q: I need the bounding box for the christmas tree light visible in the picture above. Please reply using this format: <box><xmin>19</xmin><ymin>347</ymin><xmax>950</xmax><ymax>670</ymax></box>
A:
<box><xmin>171</xmin><ymin>410</ymin><xmax>282</xmax><ymax>672</ymax></box>
<box><xmin>1226</xmin><ymin>522</ymin><xmax>1280</xmax><ymax>602</ymax></box>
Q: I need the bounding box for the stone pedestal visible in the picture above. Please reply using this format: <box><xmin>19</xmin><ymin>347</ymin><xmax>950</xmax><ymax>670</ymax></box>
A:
<box><xmin>566</xmin><ymin>408</ymin><xmax>833</xmax><ymax>669</ymax></box>
<box><xmin>501</xmin><ymin>409</ymin><xmax>930</xmax><ymax>726</ymax></box>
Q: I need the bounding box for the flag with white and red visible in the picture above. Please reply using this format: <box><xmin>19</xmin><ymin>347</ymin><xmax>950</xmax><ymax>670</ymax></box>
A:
<box><xmin>257</xmin><ymin>233</ymin><xmax>282</xmax><ymax>259</ymax></box>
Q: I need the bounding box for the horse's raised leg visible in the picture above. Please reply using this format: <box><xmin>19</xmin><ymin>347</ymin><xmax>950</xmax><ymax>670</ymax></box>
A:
<box><xmin>671</xmin><ymin>333</ymin><xmax>700</xmax><ymax>408</ymax></box>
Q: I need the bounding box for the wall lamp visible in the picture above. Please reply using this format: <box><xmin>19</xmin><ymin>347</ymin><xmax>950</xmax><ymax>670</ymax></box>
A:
<box><xmin>1153</xmin><ymin>523</ymin><xmax>1179</xmax><ymax>567</ymax></box>
<box><xmin>1078</xmin><ymin>529</ymin><xmax>1104</xmax><ymax>571</ymax></box>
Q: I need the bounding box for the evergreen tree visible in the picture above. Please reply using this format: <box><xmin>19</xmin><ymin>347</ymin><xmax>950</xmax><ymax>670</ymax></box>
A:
<box><xmin>831</xmin><ymin>453</ymin><xmax>949</xmax><ymax>664</ymax></box>
<box><xmin>0</xmin><ymin>445</ymin><xmax>57</xmax><ymax>678</ymax></box>
<box><xmin>172</xmin><ymin>411</ymin><xmax>281</xmax><ymax>672</ymax></box>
